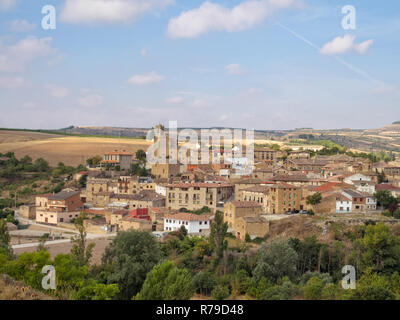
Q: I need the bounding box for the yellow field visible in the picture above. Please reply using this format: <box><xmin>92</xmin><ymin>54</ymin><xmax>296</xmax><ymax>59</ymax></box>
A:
<box><xmin>0</xmin><ymin>131</ymin><xmax>151</xmax><ymax>166</ymax></box>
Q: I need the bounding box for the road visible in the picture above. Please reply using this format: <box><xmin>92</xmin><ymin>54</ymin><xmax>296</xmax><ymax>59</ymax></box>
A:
<box><xmin>12</xmin><ymin>211</ymin><xmax>116</xmax><ymax>250</ymax></box>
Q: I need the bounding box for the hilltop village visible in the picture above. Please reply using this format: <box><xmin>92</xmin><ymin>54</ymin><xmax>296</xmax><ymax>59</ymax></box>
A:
<box><xmin>14</xmin><ymin>138</ymin><xmax>400</xmax><ymax>241</ymax></box>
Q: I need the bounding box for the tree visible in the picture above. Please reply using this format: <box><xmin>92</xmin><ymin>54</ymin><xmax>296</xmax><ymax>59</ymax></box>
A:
<box><xmin>303</xmin><ymin>276</ymin><xmax>326</xmax><ymax>300</ymax></box>
<box><xmin>136</xmin><ymin>260</ymin><xmax>194</xmax><ymax>300</ymax></box>
<box><xmin>36</xmin><ymin>233</ymin><xmax>50</xmax><ymax>252</ymax></box>
<box><xmin>86</xmin><ymin>155</ymin><xmax>102</xmax><ymax>166</ymax></box>
<box><xmin>136</xmin><ymin>149</ymin><xmax>147</xmax><ymax>162</ymax></box>
<box><xmin>211</xmin><ymin>285</ymin><xmax>230</xmax><ymax>300</ymax></box>
<box><xmin>102</xmin><ymin>230</ymin><xmax>163</xmax><ymax>300</ymax></box>
<box><xmin>192</xmin><ymin>271</ymin><xmax>216</xmax><ymax>296</ymax></box>
<box><xmin>358</xmin><ymin>223</ymin><xmax>400</xmax><ymax>275</ymax></box>
<box><xmin>72</xmin><ymin>281</ymin><xmax>119</xmax><ymax>300</ymax></box>
<box><xmin>79</xmin><ymin>174</ymin><xmax>88</xmax><ymax>188</ymax></box>
<box><xmin>343</xmin><ymin>270</ymin><xmax>395</xmax><ymax>300</ymax></box>
<box><xmin>0</xmin><ymin>219</ymin><xmax>12</xmax><ymax>258</ymax></box>
<box><xmin>374</xmin><ymin>190</ymin><xmax>398</xmax><ymax>210</ymax></box>
<box><xmin>34</xmin><ymin>158</ymin><xmax>49</xmax><ymax>172</ymax></box>
<box><xmin>254</xmin><ymin>240</ymin><xmax>298</xmax><ymax>282</ymax></box>
<box><xmin>209</xmin><ymin>211</ymin><xmax>228</xmax><ymax>264</ymax></box>
<box><xmin>70</xmin><ymin>213</ymin><xmax>95</xmax><ymax>267</ymax></box>
<box><xmin>306</xmin><ymin>193</ymin><xmax>322</xmax><ymax>206</ymax></box>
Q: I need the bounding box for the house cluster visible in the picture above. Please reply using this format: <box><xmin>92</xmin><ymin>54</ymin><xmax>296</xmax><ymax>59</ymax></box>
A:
<box><xmin>25</xmin><ymin>148</ymin><xmax>400</xmax><ymax>241</ymax></box>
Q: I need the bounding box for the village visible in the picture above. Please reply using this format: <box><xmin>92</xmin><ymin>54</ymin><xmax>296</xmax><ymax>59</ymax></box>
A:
<box><xmin>12</xmin><ymin>128</ymin><xmax>400</xmax><ymax>252</ymax></box>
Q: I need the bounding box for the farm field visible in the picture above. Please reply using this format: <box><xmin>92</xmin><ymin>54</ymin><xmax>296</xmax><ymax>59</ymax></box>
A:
<box><xmin>0</xmin><ymin>130</ymin><xmax>151</xmax><ymax>166</ymax></box>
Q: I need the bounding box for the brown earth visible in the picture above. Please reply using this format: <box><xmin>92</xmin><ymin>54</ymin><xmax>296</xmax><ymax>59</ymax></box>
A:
<box><xmin>0</xmin><ymin>131</ymin><xmax>151</xmax><ymax>166</ymax></box>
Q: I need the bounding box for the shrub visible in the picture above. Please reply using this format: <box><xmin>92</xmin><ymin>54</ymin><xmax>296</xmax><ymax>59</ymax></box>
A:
<box><xmin>212</xmin><ymin>285</ymin><xmax>230</xmax><ymax>300</ymax></box>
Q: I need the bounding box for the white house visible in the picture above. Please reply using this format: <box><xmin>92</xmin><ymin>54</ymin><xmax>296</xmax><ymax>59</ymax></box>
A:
<box><xmin>164</xmin><ymin>212</ymin><xmax>211</xmax><ymax>234</ymax></box>
<box><xmin>344</xmin><ymin>174</ymin><xmax>371</xmax><ymax>185</ymax></box>
<box><xmin>336</xmin><ymin>194</ymin><xmax>352</xmax><ymax>213</ymax></box>
<box><xmin>155</xmin><ymin>183</ymin><xmax>167</xmax><ymax>196</ymax></box>
<box><xmin>365</xmin><ymin>196</ymin><xmax>377</xmax><ymax>211</ymax></box>
<box><xmin>353</xmin><ymin>180</ymin><xmax>376</xmax><ymax>194</ymax></box>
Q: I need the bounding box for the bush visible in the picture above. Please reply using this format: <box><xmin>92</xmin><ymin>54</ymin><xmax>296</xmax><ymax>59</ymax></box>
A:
<box><xmin>212</xmin><ymin>285</ymin><xmax>230</xmax><ymax>300</ymax></box>
<box><xmin>393</xmin><ymin>209</ymin><xmax>400</xmax><ymax>220</ymax></box>
<box><xmin>306</xmin><ymin>210</ymin><xmax>315</xmax><ymax>216</ymax></box>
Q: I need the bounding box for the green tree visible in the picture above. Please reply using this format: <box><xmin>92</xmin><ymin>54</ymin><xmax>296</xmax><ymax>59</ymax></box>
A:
<box><xmin>303</xmin><ymin>276</ymin><xmax>325</xmax><ymax>300</ymax></box>
<box><xmin>343</xmin><ymin>270</ymin><xmax>395</xmax><ymax>300</ymax></box>
<box><xmin>374</xmin><ymin>190</ymin><xmax>398</xmax><ymax>210</ymax></box>
<box><xmin>211</xmin><ymin>285</ymin><xmax>230</xmax><ymax>300</ymax></box>
<box><xmin>34</xmin><ymin>158</ymin><xmax>50</xmax><ymax>172</ymax></box>
<box><xmin>136</xmin><ymin>149</ymin><xmax>147</xmax><ymax>162</ymax></box>
<box><xmin>72</xmin><ymin>281</ymin><xmax>119</xmax><ymax>300</ymax></box>
<box><xmin>70</xmin><ymin>213</ymin><xmax>95</xmax><ymax>267</ymax></box>
<box><xmin>79</xmin><ymin>174</ymin><xmax>88</xmax><ymax>188</ymax></box>
<box><xmin>102</xmin><ymin>230</ymin><xmax>163</xmax><ymax>299</ymax></box>
<box><xmin>0</xmin><ymin>219</ymin><xmax>13</xmax><ymax>258</ymax></box>
<box><xmin>306</xmin><ymin>193</ymin><xmax>322</xmax><ymax>206</ymax></box>
<box><xmin>209</xmin><ymin>211</ymin><xmax>228</xmax><ymax>264</ymax></box>
<box><xmin>192</xmin><ymin>271</ymin><xmax>216</xmax><ymax>296</ymax></box>
<box><xmin>358</xmin><ymin>223</ymin><xmax>400</xmax><ymax>275</ymax></box>
<box><xmin>136</xmin><ymin>260</ymin><xmax>194</xmax><ymax>300</ymax></box>
<box><xmin>254</xmin><ymin>240</ymin><xmax>298</xmax><ymax>282</ymax></box>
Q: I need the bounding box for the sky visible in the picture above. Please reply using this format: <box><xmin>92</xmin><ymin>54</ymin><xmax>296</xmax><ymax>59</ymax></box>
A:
<box><xmin>0</xmin><ymin>0</ymin><xmax>399</xmax><ymax>130</ymax></box>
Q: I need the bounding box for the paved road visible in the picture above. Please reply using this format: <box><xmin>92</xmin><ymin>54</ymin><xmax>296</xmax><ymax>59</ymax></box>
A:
<box><xmin>12</xmin><ymin>211</ymin><xmax>116</xmax><ymax>250</ymax></box>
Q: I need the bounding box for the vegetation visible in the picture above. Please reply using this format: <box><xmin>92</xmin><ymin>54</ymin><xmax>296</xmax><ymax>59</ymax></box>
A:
<box><xmin>306</xmin><ymin>193</ymin><xmax>322</xmax><ymax>206</ymax></box>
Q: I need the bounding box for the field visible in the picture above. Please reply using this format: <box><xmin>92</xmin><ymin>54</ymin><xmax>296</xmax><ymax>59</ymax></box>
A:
<box><xmin>0</xmin><ymin>130</ymin><xmax>151</xmax><ymax>166</ymax></box>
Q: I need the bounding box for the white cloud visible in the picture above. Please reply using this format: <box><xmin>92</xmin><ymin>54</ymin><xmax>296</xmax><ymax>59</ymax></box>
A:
<box><xmin>0</xmin><ymin>0</ymin><xmax>17</xmax><ymax>11</ymax></box>
<box><xmin>225</xmin><ymin>64</ymin><xmax>243</xmax><ymax>75</ymax></box>
<box><xmin>0</xmin><ymin>76</ymin><xmax>24</xmax><ymax>88</ymax></box>
<box><xmin>60</xmin><ymin>0</ymin><xmax>173</xmax><ymax>24</ymax></box>
<box><xmin>0</xmin><ymin>36</ymin><xmax>56</xmax><ymax>72</ymax></box>
<box><xmin>46</xmin><ymin>84</ymin><xmax>70</xmax><ymax>98</ymax></box>
<box><xmin>128</xmin><ymin>72</ymin><xmax>164</xmax><ymax>85</ymax></box>
<box><xmin>320</xmin><ymin>35</ymin><xmax>374</xmax><ymax>55</ymax></box>
<box><xmin>78</xmin><ymin>90</ymin><xmax>104</xmax><ymax>107</ymax></box>
<box><xmin>167</xmin><ymin>0</ymin><xmax>297</xmax><ymax>39</ymax></box>
<box><xmin>166</xmin><ymin>96</ymin><xmax>184</xmax><ymax>103</ymax></box>
<box><xmin>8</xmin><ymin>19</ymin><xmax>36</xmax><ymax>32</ymax></box>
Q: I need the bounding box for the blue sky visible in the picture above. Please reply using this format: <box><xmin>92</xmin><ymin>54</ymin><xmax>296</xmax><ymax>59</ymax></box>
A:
<box><xmin>0</xmin><ymin>0</ymin><xmax>399</xmax><ymax>130</ymax></box>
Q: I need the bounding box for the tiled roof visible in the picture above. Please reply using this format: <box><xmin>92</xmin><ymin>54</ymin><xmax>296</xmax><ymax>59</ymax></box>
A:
<box><xmin>48</xmin><ymin>190</ymin><xmax>80</xmax><ymax>201</ymax></box>
<box><xmin>376</xmin><ymin>184</ymin><xmax>400</xmax><ymax>191</ymax></box>
<box><xmin>272</xmin><ymin>174</ymin><xmax>310</xmax><ymax>182</ymax></box>
<box><xmin>241</xmin><ymin>185</ymin><xmax>270</xmax><ymax>194</ymax></box>
<box><xmin>167</xmin><ymin>182</ymin><xmax>232</xmax><ymax>188</ymax></box>
<box><xmin>228</xmin><ymin>201</ymin><xmax>262</xmax><ymax>208</ymax></box>
<box><xmin>164</xmin><ymin>212</ymin><xmax>211</xmax><ymax>221</ymax></box>
<box><xmin>104</xmin><ymin>151</ymin><xmax>133</xmax><ymax>156</ymax></box>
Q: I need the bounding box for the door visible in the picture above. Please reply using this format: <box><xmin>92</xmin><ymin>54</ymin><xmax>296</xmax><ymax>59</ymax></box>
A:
<box><xmin>45</xmin><ymin>217</ymin><xmax>48</xmax><ymax>223</ymax></box>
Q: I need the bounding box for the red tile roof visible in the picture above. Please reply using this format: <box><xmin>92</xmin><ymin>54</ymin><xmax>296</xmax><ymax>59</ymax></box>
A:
<box><xmin>229</xmin><ymin>201</ymin><xmax>262</xmax><ymax>208</ymax></box>
<box><xmin>164</xmin><ymin>212</ymin><xmax>211</xmax><ymax>221</ymax></box>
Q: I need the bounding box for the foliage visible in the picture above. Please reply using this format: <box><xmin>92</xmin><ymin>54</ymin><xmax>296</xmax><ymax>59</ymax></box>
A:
<box><xmin>72</xmin><ymin>281</ymin><xmax>119</xmax><ymax>300</ymax></box>
<box><xmin>211</xmin><ymin>285</ymin><xmax>230</xmax><ymax>300</ymax></box>
<box><xmin>254</xmin><ymin>240</ymin><xmax>298</xmax><ymax>282</ymax></box>
<box><xmin>70</xmin><ymin>213</ymin><xmax>95</xmax><ymax>267</ymax></box>
<box><xmin>136</xmin><ymin>260</ymin><xmax>194</xmax><ymax>300</ymax></box>
<box><xmin>102</xmin><ymin>230</ymin><xmax>163</xmax><ymax>299</ymax></box>
<box><xmin>209</xmin><ymin>211</ymin><xmax>228</xmax><ymax>268</ymax></box>
<box><xmin>136</xmin><ymin>149</ymin><xmax>147</xmax><ymax>162</ymax></box>
<box><xmin>306</xmin><ymin>193</ymin><xmax>322</xmax><ymax>206</ymax></box>
<box><xmin>0</xmin><ymin>219</ymin><xmax>13</xmax><ymax>258</ymax></box>
<box><xmin>374</xmin><ymin>190</ymin><xmax>398</xmax><ymax>210</ymax></box>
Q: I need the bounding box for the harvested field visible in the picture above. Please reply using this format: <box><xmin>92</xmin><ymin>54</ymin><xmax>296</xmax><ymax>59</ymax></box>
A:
<box><xmin>0</xmin><ymin>131</ymin><xmax>151</xmax><ymax>166</ymax></box>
